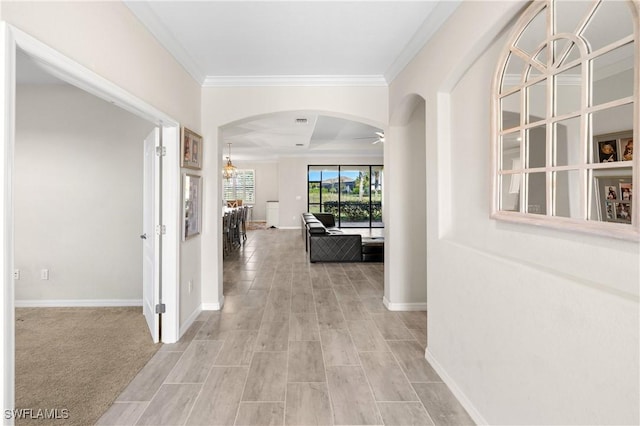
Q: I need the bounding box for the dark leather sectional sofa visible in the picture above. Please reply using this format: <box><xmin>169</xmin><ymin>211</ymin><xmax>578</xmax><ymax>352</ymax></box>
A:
<box><xmin>301</xmin><ymin>213</ymin><xmax>383</xmax><ymax>263</ymax></box>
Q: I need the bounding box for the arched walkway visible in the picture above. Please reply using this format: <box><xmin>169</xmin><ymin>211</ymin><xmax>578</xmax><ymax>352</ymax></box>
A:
<box><xmin>203</xmin><ymin>108</ymin><xmax>386</xmax><ymax>311</ymax></box>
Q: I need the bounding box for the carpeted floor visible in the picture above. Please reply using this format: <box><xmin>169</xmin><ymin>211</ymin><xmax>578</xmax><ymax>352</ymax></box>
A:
<box><xmin>15</xmin><ymin>307</ymin><xmax>161</xmax><ymax>426</ymax></box>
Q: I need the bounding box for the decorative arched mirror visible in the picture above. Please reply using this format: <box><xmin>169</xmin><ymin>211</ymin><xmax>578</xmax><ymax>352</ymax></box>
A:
<box><xmin>492</xmin><ymin>0</ymin><xmax>639</xmax><ymax>240</ymax></box>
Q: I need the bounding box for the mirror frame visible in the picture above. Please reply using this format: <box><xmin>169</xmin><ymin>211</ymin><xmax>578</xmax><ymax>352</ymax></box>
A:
<box><xmin>491</xmin><ymin>0</ymin><xmax>640</xmax><ymax>241</ymax></box>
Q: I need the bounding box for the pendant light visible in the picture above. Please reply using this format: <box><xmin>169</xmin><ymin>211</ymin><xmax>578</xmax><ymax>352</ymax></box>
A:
<box><xmin>223</xmin><ymin>142</ymin><xmax>237</xmax><ymax>180</ymax></box>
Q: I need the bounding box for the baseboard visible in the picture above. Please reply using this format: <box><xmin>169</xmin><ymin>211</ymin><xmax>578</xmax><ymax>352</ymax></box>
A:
<box><xmin>179</xmin><ymin>305</ymin><xmax>202</xmax><ymax>337</ymax></box>
<box><xmin>425</xmin><ymin>349</ymin><xmax>489</xmax><ymax>425</ymax></box>
<box><xmin>201</xmin><ymin>300</ymin><xmax>223</xmax><ymax>311</ymax></box>
<box><xmin>383</xmin><ymin>296</ymin><xmax>427</xmax><ymax>311</ymax></box>
<box><xmin>277</xmin><ymin>226</ymin><xmax>301</xmax><ymax>230</ymax></box>
<box><xmin>14</xmin><ymin>299</ymin><xmax>142</xmax><ymax>308</ymax></box>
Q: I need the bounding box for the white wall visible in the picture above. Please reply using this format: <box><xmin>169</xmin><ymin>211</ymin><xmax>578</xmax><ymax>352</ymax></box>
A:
<box><xmin>14</xmin><ymin>84</ymin><xmax>154</xmax><ymax>303</ymax></box>
<box><xmin>1</xmin><ymin>1</ymin><xmax>202</xmax><ymax>413</ymax></box>
<box><xmin>389</xmin><ymin>1</ymin><xmax>639</xmax><ymax>424</ymax></box>
<box><xmin>1</xmin><ymin>2</ymin><xmax>201</xmax><ymax>128</ymax></box>
<box><xmin>2</xmin><ymin>1</ymin><xmax>203</xmax><ymax>332</ymax></box>
<box><xmin>201</xmin><ymin>86</ymin><xmax>388</xmax><ymax>309</ymax></box>
<box><xmin>385</xmin><ymin>100</ymin><xmax>427</xmax><ymax>309</ymax></box>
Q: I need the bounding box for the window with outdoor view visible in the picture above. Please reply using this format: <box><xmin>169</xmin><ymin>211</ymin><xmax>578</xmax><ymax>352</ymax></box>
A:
<box><xmin>308</xmin><ymin>165</ymin><xmax>383</xmax><ymax>228</ymax></box>
<box><xmin>224</xmin><ymin>169</ymin><xmax>255</xmax><ymax>203</ymax></box>
<box><xmin>492</xmin><ymin>0</ymin><xmax>638</xmax><ymax>240</ymax></box>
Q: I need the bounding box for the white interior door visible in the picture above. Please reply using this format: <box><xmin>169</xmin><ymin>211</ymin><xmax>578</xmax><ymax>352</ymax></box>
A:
<box><xmin>142</xmin><ymin>128</ymin><xmax>160</xmax><ymax>343</ymax></box>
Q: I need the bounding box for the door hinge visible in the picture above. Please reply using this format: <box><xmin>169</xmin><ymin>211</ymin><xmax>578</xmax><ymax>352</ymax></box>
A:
<box><xmin>155</xmin><ymin>146</ymin><xmax>166</xmax><ymax>156</ymax></box>
<box><xmin>156</xmin><ymin>225</ymin><xmax>166</xmax><ymax>235</ymax></box>
<box><xmin>155</xmin><ymin>303</ymin><xmax>166</xmax><ymax>314</ymax></box>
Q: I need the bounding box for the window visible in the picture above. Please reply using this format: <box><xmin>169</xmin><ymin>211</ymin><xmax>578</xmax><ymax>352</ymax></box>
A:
<box><xmin>224</xmin><ymin>170</ymin><xmax>255</xmax><ymax>203</ymax></box>
<box><xmin>308</xmin><ymin>165</ymin><xmax>383</xmax><ymax>228</ymax></box>
<box><xmin>492</xmin><ymin>0</ymin><xmax>638</xmax><ymax>239</ymax></box>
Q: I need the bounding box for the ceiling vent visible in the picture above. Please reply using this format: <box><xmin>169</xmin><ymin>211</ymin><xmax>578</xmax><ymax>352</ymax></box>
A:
<box><xmin>295</xmin><ymin>118</ymin><xmax>308</xmax><ymax>124</ymax></box>
<box><xmin>295</xmin><ymin>143</ymin><xmax>304</xmax><ymax>146</ymax></box>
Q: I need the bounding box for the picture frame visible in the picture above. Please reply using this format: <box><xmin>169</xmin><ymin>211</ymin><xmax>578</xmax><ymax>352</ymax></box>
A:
<box><xmin>614</xmin><ymin>201</ymin><xmax>632</xmax><ymax>224</ymax></box>
<box><xmin>593</xmin><ymin>173</ymin><xmax>633</xmax><ymax>224</ymax></box>
<box><xmin>620</xmin><ymin>137</ymin><xmax>633</xmax><ymax>162</ymax></box>
<box><xmin>183</xmin><ymin>173</ymin><xmax>202</xmax><ymax>240</ymax></box>
<box><xmin>181</xmin><ymin>127</ymin><xmax>203</xmax><ymax>169</ymax></box>
<box><xmin>596</xmin><ymin>140</ymin><xmax>618</xmax><ymax>163</ymax></box>
<box><xmin>605</xmin><ymin>201</ymin><xmax>615</xmax><ymax>220</ymax></box>
<box><xmin>620</xmin><ymin>182</ymin><xmax>632</xmax><ymax>201</ymax></box>
<box><xmin>604</xmin><ymin>184</ymin><xmax>618</xmax><ymax>201</ymax></box>
<box><xmin>593</xmin><ymin>130</ymin><xmax>632</xmax><ymax>163</ymax></box>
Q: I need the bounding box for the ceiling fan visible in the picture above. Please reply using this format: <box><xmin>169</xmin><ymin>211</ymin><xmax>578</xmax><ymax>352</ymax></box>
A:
<box><xmin>354</xmin><ymin>131</ymin><xmax>385</xmax><ymax>144</ymax></box>
<box><xmin>372</xmin><ymin>131</ymin><xmax>385</xmax><ymax>144</ymax></box>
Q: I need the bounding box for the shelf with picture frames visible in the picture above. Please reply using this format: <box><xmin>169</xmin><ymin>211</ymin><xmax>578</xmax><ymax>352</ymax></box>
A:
<box><xmin>592</xmin><ymin>131</ymin><xmax>632</xmax><ymax>225</ymax></box>
<box><xmin>492</xmin><ymin>0</ymin><xmax>638</xmax><ymax>240</ymax></box>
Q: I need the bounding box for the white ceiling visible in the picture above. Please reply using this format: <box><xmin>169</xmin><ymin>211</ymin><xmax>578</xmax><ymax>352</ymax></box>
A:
<box><xmin>124</xmin><ymin>1</ymin><xmax>460</xmax><ymax>85</ymax></box>
<box><xmin>18</xmin><ymin>2</ymin><xmax>462</xmax><ymax>161</ymax></box>
<box><xmin>122</xmin><ymin>1</ymin><xmax>461</xmax><ymax>160</ymax></box>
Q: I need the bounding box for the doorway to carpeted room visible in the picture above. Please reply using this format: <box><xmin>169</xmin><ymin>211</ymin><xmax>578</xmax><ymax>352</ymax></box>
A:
<box><xmin>15</xmin><ymin>307</ymin><xmax>160</xmax><ymax>426</ymax></box>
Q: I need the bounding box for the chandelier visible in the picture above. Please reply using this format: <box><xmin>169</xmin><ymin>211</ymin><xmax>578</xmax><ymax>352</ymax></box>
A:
<box><xmin>222</xmin><ymin>143</ymin><xmax>237</xmax><ymax>180</ymax></box>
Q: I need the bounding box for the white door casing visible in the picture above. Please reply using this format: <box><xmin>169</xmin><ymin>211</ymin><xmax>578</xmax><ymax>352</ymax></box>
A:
<box><xmin>1</xmin><ymin>24</ymin><xmax>183</xmax><ymax>418</ymax></box>
<box><xmin>143</xmin><ymin>128</ymin><xmax>160</xmax><ymax>343</ymax></box>
<box><xmin>0</xmin><ymin>21</ymin><xmax>16</xmax><ymax>421</ymax></box>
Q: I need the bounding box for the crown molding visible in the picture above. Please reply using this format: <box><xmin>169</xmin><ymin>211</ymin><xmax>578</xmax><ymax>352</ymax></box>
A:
<box><xmin>124</xmin><ymin>1</ymin><xmax>206</xmax><ymax>85</ymax></box>
<box><xmin>202</xmin><ymin>75</ymin><xmax>388</xmax><ymax>87</ymax></box>
<box><xmin>385</xmin><ymin>0</ymin><xmax>462</xmax><ymax>83</ymax></box>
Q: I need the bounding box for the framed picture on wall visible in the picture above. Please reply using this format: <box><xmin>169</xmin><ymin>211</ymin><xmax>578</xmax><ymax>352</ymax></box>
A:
<box><xmin>181</xmin><ymin>127</ymin><xmax>203</xmax><ymax>169</ymax></box>
<box><xmin>183</xmin><ymin>173</ymin><xmax>202</xmax><ymax>240</ymax></box>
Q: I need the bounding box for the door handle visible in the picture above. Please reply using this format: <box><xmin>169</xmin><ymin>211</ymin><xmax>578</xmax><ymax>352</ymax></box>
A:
<box><xmin>140</xmin><ymin>233</ymin><xmax>147</xmax><ymax>240</ymax></box>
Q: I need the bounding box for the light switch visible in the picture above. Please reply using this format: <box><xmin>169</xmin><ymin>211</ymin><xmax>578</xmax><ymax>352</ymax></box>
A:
<box><xmin>41</xmin><ymin>269</ymin><xmax>49</xmax><ymax>280</ymax></box>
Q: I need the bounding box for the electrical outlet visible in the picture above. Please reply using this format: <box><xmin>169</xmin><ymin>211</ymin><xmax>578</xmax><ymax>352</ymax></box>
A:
<box><xmin>13</xmin><ymin>269</ymin><xmax>20</xmax><ymax>280</ymax></box>
<box><xmin>41</xmin><ymin>269</ymin><xmax>49</xmax><ymax>280</ymax></box>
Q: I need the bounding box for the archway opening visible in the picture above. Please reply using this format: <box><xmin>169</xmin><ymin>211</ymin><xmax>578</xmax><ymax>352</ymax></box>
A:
<box><xmin>217</xmin><ymin>109</ymin><xmax>385</xmax><ymax>302</ymax></box>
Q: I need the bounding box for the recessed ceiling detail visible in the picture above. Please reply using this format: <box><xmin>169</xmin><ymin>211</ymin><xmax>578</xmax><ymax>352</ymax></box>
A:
<box><xmin>222</xmin><ymin>112</ymin><xmax>383</xmax><ymax>161</ymax></box>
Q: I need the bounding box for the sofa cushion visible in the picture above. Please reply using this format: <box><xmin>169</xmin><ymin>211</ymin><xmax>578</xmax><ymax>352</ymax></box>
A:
<box><xmin>362</xmin><ymin>237</ymin><xmax>384</xmax><ymax>262</ymax></box>
<box><xmin>307</xmin><ymin>222</ymin><xmax>327</xmax><ymax>234</ymax></box>
<box><xmin>310</xmin><ymin>234</ymin><xmax>362</xmax><ymax>262</ymax></box>
<box><xmin>312</xmin><ymin>213</ymin><xmax>336</xmax><ymax>228</ymax></box>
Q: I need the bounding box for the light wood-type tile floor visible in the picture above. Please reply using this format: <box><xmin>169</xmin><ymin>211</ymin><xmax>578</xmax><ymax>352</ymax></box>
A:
<box><xmin>98</xmin><ymin>229</ymin><xmax>474</xmax><ymax>426</ymax></box>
